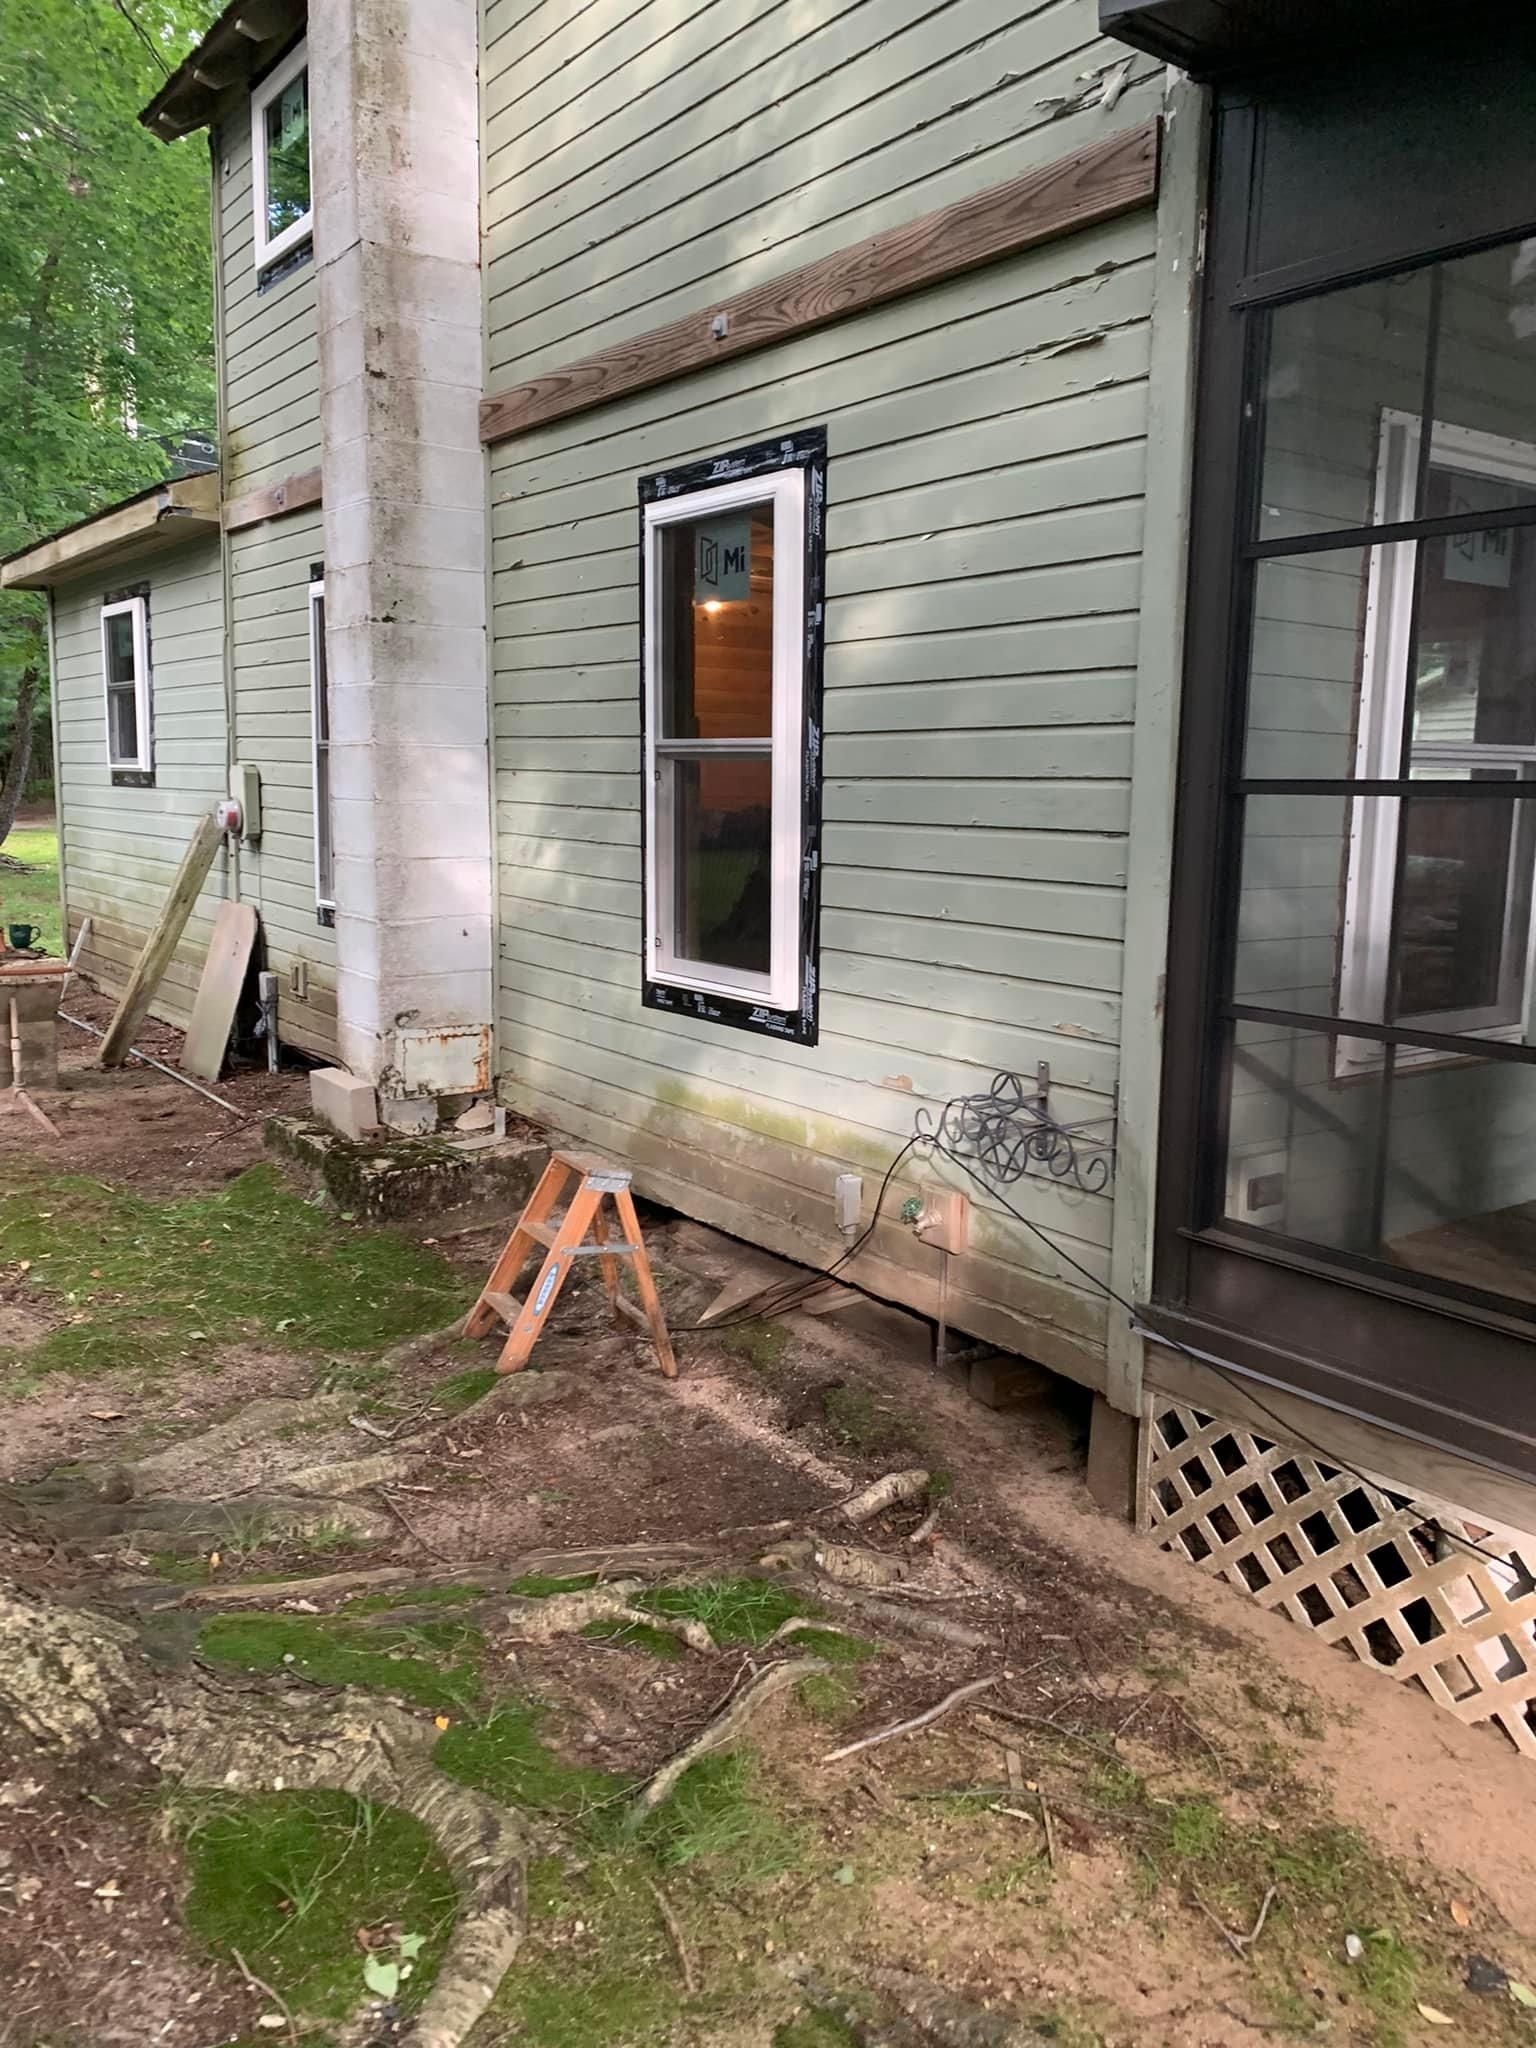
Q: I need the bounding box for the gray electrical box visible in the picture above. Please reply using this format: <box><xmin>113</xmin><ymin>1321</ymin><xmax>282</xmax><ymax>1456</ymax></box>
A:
<box><xmin>231</xmin><ymin>760</ymin><xmax>263</xmax><ymax>843</ymax></box>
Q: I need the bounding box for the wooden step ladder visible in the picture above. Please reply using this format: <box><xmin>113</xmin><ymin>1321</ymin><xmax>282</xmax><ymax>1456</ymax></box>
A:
<box><xmin>463</xmin><ymin>1151</ymin><xmax>677</xmax><ymax>1377</ymax></box>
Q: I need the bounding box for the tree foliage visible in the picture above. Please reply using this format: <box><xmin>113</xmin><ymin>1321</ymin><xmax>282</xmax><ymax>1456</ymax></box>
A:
<box><xmin>0</xmin><ymin>0</ymin><xmax>219</xmax><ymax>785</ymax></box>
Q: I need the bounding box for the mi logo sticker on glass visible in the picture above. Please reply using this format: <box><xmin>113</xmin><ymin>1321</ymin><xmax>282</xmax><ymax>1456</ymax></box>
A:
<box><xmin>695</xmin><ymin>516</ymin><xmax>751</xmax><ymax>602</ymax></box>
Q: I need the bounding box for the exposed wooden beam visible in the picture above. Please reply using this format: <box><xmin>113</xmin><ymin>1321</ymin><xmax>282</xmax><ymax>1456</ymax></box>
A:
<box><xmin>99</xmin><ymin>813</ymin><xmax>224</xmax><ymax>1070</ymax></box>
<box><xmin>481</xmin><ymin>120</ymin><xmax>1160</xmax><ymax>446</ymax></box>
<box><xmin>221</xmin><ymin>465</ymin><xmax>323</xmax><ymax>533</ymax></box>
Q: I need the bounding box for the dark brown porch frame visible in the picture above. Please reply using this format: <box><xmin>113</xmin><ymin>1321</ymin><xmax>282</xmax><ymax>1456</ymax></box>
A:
<box><xmin>479</xmin><ymin>122</ymin><xmax>1160</xmax><ymax>446</ymax></box>
<box><xmin>1152</xmin><ymin>32</ymin><xmax>1536</xmax><ymax>1483</ymax></box>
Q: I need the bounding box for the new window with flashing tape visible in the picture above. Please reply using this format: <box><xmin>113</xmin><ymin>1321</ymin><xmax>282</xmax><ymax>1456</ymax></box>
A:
<box><xmin>639</xmin><ymin>429</ymin><xmax>827</xmax><ymax>1044</ymax></box>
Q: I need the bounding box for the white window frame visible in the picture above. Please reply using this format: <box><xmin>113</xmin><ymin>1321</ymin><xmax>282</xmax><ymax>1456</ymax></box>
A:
<box><xmin>250</xmin><ymin>40</ymin><xmax>312</xmax><ymax>272</ymax></box>
<box><xmin>100</xmin><ymin>595</ymin><xmax>152</xmax><ymax>774</ymax></box>
<box><xmin>642</xmin><ymin>468</ymin><xmax>806</xmax><ymax>1013</ymax></box>
<box><xmin>308</xmin><ymin>578</ymin><xmax>335</xmax><ymax>916</ymax></box>
<box><xmin>1338</xmin><ymin>410</ymin><xmax>1536</xmax><ymax>1073</ymax></box>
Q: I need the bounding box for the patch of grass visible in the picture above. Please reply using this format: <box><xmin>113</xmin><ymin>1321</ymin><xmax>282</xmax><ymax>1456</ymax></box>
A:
<box><xmin>432</xmin><ymin>1364</ymin><xmax>500</xmax><ymax>1412</ymax></box>
<box><xmin>821</xmin><ymin>1384</ymin><xmax>916</xmax><ymax>1455</ymax></box>
<box><xmin>796</xmin><ymin>1672</ymin><xmax>859</xmax><ymax>1723</ymax></box>
<box><xmin>181</xmin><ymin>1788</ymin><xmax>456</xmax><ymax>2027</ymax></box>
<box><xmin>789</xmin><ymin>1626</ymin><xmax>876</xmax><ymax>1664</ymax></box>
<box><xmin>491</xmin><ymin>1851</ymin><xmax>682</xmax><ymax>2048</ymax></box>
<box><xmin>775</xmin><ymin>2012</ymin><xmax>861</xmax><ymax>2048</ymax></box>
<box><xmin>505</xmin><ymin>1571</ymin><xmax>599</xmax><ymax>1599</ymax></box>
<box><xmin>638</xmin><ymin>1576</ymin><xmax>810</xmax><ymax>1645</ymax></box>
<box><xmin>0</xmin><ymin>825</ymin><xmax>62</xmax><ymax>956</ymax></box>
<box><xmin>635</xmin><ymin>1750</ymin><xmax>804</xmax><ymax>1886</ymax></box>
<box><xmin>434</xmin><ymin>1701</ymin><xmax>622</xmax><ymax>1821</ymax></box>
<box><xmin>152</xmin><ymin>1550</ymin><xmax>212</xmax><ymax>1585</ymax></box>
<box><xmin>976</xmin><ymin>1853</ymin><xmax>1050</xmax><ymax>1903</ymax></box>
<box><xmin>581</xmin><ymin>1617</ymin><xmax>687</xmax><ymax>1659</ymax></box>
<box><xmin>197</xmin><ymin>1612</ymin><xmax>483</xmax><ymax>1711</ymax></box>
<box><xmin>0</xmin><ymin>1165</ymin><xmax>466</xmax><ymax>1385</ymax></box>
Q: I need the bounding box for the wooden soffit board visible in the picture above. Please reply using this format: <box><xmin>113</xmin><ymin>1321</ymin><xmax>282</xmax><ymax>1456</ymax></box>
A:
<box><xmin>481</xmin><ymin>119</ymin><xmax>1160</xmax><ymax>446</ymax></box>
<box><xmin>222</xmin><ymin>465</ymin><xmax>323</xmax><ymax>533</ymax></box>
<box><xmin>1</xmin><ymin>473</ymin><xmax>222</xmax><ymax>591</ymax></box>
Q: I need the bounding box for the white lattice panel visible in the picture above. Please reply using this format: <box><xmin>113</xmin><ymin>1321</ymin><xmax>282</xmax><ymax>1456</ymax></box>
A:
<box><xmin>1144</xmin><ymin>1398</ymin><xmax>1536</xmax><ymax>1758</ymax></box>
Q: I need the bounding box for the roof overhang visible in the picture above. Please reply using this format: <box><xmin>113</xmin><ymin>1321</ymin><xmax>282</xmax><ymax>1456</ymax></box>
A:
<box><xmin>140</xmin><ymin>0</ymin><xmax>305</xmax><ymax>140</ymax></box>
<box><xmin>1</xmin><ymin>473</ymin><xmax>223</xmax><ymax>592</ymax></box>
<box><xmin>1100</xmin><ymin>0</ymin><xmax>1448</xmax><ymax>78</ymax></box>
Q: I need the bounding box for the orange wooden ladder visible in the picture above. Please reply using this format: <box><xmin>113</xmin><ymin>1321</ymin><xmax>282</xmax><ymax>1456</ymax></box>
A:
<box><xmin>462</xmin><ymin>1151</ymin><xmax>677</xmax><ymax>1377</ymax></box>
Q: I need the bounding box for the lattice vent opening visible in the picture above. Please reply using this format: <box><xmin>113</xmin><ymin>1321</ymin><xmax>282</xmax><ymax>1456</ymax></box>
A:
<box><xmin>1144</xmin><ymin>1397</ymin><xmax>1536</xmax><ymax>1759</ymax></box>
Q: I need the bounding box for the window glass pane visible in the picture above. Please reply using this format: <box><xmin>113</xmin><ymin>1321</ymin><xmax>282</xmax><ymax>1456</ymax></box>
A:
<box><xmin>313</xmin><ymin>595</ymin><xmax>330</xmax><ymax>744</ymax></box>
<box><xmin>105</xmin><ymin>610</ymin><xmax>136</xmax><ymax>686</ymax></box>
<box><xmin>1222</xmin><ymin>1021</ymin><xmax>1386</xmax><ymax>1252</ymax></box>
<box><xmin>1383</xmin><ymin>1052</ymin><xmax>1536</xmax><ymax>1307</ymax></box>
<box><xmin>1394</xmin><ymin>788</ymin><xmax>1534</xmax><ymax>1027</ymax></box>
<box><xmin>660</xmin><ymin>505</ymin><xmax>773</xmax><ymax>739</ymax></box>
<box><xmin>1429</xmin><ymin>240</ymin><xmax>1536</xmax><ymax>491</ymax></box>
<box><xmin>108</xmin><ymin>686</ymin><xmax>138</xmax><ymax>763</ymax></box>
<box><xmin>1409</xmin><ymin>520</ymin><xmax>1536</xmax><ymax>751</ymax></box>
<box><xmin>1234</xmin><ymin>793</ymin><xmax>1352</xmax><ymax>1013</ymax></box>
<box><xmin>1243</xmin><ymin>544</ymin><xmax>1381</xmax><ymax>779</ymax></box>
<box><xmin>264</xmin><ymin>68</ymin><xmax>310</xmax><ymax>238</ymax></box>
<box><xmin>671</xmin><ymin>756</ymin><xmax>772</xmax><ymax>976</ymax></box>
<box><xmin>1257</xmin><ymin>269</ymin><xmax>1432</xmax><ymax>541</ymax></box>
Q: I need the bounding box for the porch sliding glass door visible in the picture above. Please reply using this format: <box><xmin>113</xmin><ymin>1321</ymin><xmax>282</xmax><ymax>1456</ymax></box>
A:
<box><xmin>1211</xmin><ymin>235</ymin><xmax>1536</xmax><ymax>1316</ymax></box>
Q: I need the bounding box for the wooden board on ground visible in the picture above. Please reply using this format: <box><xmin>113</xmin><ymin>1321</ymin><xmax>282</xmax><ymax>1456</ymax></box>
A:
<box><xmin>99</xmin><ymin>812</ymin><xmax>223</xmax><ymax>1068</ymax></box>
<box><xmin>182</xmin><ymin>901</ymin><xmax>258</xmax><ymax>1082</ymax></box>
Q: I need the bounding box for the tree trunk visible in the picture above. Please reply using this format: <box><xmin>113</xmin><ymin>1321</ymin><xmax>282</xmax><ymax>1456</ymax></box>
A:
<box><xmin>0</xmin><ymin>664</ymin><xmax>39</xmax><ymax>849</ymax></box>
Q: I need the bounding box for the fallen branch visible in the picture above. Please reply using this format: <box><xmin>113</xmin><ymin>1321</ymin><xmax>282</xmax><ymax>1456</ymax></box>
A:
<box><xmin>839</xmin><ymin>1470</ymin><xmax>929</xmax><ymax>1525</ymax></box>
<box><xmin>640</xmin><ymin>1871</ymin><xmax>696</xmax><ymax>1994</ymax></box>
<box><xmin>906</xmin><ymin>1503</ymin><xmax>941</xmax><ymax>1549</ymax></box>
<box><xmin>1192</xmin><ymin>1884</ymin><xmax>1276</xmax><ymax>1964</ymax></box>
<box><xmin>821</xmin><ymin>1674</ymin><xmax>1001</xmax><ymax>1765</ymax></box>
<box><xmin>231</xmin><ymin>1945</ymin><xmax>297</xmax><ymax>2045</ymax></box>
<box><xmin>633</xmin><ymin>1659</ymin><xmax>824</xmax><ymax>1818</ymax></box>
<box><xmin>508</xmin><ymin>1584</ymin><xmax>714</xmax><ymax>1653</ymax></box>
<box><xmin>1038</xmin><ymin>1789</ymin><xmax>1057</xmax><ymax>1872</ymax></box>
<box><xmin>828</xmin><ymin>1592</ymin><xmax>992</xmax><ymax>1652</ymax></box>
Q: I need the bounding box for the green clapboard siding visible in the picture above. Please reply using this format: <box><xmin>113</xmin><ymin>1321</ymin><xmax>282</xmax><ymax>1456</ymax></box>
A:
<box><xmin>52</xmin><ymin>538</ymin><xmax>230</xmax><ymax>1029</ymax></box>
<box><xmin>484</xmin><ymin>0</ymin><xmax>1160</xmax><ymax>1385</ymax></box>
<box><xmin>229</xmin><ymin>504</ymin><xmax>338</xmax><ymax>1061</ymax></box>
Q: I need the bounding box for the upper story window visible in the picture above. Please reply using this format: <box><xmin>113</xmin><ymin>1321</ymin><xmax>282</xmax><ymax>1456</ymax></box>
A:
<box><xmin>251</xmin><ymin>42</ymin><xmax>311</xmax><ymax>271</ymax></box>
<box><xmin>100</xmin><ymin>594</ymin><xmax>152</xmax><ymax>780</ymax></box>
<box><xmin>639</xmin><ymin>430</ymin><xmax>827</xmax><ymax>1045</ymax></box>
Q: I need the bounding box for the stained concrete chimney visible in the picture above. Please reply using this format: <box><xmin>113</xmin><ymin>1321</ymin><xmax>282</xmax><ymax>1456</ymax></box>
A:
<box><xmin>309</xmin><ymin>0</ymin><xmax>493</xmax><ymax>1118</ymax></box>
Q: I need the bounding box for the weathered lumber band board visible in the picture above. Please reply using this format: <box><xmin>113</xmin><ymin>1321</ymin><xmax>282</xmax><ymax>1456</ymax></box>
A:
<box><xmin>480</xmin><ymin>119</ymin><xmax>1160</xmax><ymax>444</ymax></box>
<box><xmin>222</xmin><ymin>465</ymin><xmax>323</xmax><ymax>533</ymax></box>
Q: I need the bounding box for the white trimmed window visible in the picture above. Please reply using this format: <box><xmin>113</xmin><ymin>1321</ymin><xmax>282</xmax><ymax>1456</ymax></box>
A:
<box><xmin>251</xmin><ymin>42</ymin><xmax>312</xmax><ymax>270</ymax></box>
<box><xmin>309</xmin><ymin>578</ymin><xmax>334</xmax><ymax>920</ymax></box>
<box><xmin>643</xmin><ymin>467</ymin><xmax>809</xmax><ymax>1020</ymax></box>
<box><xmin>100</xmin><ymin>595</ymin><xmax>152</xmax><ymax>774</ymax></box>
<box><xmin>1339</xmin><ymin>411</ymin><xmax>1536</xmax><ymax>1071</ymax></box>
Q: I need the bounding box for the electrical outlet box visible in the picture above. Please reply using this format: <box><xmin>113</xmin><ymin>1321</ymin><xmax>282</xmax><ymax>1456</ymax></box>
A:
<box><xmin>289</xmin><ymin>958</ymin><xmax>309</xmax><ymax>1002</ymax></box>
<box><xmin>834</xmin><ymin>1172</ymin><xmax>862</xmax><ymax>1236</ymax></box>
<box><xmin>230</xmin><ymin>760</ymin><xmax>262</xmax><ymax>843</ymax></box>
<box><xmin>916</xmin><ymin>1187</ymin><xmax>970</xmax><ymax>1255</ymax></box>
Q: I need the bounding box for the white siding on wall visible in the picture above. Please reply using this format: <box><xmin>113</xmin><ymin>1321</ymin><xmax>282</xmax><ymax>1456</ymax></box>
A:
<box><xmin>54</xmin><ymin>540</ymin><xmax>229</xmax><ymax>1027</ymax></box>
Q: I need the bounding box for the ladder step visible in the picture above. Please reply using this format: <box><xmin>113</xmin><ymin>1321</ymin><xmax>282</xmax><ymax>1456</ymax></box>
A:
<box><xmin>520</xmin><ymin>1219</ymin><xmax>557</xmax><ymax>1250</ymax></box>
<box><xmin>613</xmin><ymin>1293</ymin><xmax>649</xmax><ymax>1331</ymax></box>
<box><xmin>482</xmin><ymin>1289</ymin><xmax>523</xmax><ymax>1327</ymax></box>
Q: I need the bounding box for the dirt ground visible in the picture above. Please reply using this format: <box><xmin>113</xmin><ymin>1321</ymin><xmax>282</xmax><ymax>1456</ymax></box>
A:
<box><xmin>3</xmin><ymin>996</ymin><xmax>1536</xmax><ymax>2048</ymax></box>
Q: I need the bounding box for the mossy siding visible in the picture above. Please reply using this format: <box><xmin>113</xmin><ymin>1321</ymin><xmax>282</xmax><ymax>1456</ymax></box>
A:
<box><xmin>483</xmin><ymin>0</ymin><xmax>1162</xmax><ymax>1383</ymax></box>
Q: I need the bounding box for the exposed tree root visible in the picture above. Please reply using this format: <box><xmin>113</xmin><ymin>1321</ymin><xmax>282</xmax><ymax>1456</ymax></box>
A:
<box><xmin>0</xmin><ymin>1581</ymin><xmax>139</xmax><ymax>1749</ymax></box>
<box><xmin>123</xmin><ymin>1394</ymin><xmax>356</xmax><ymax>1497</ymax></box>
<box><xmin>759</xmin><ymin>1534</ymin><xmax>911</xmax><ymax>1587</ymax></box>
<box><xmin>839</xmin><ymin>1469</ymin><xmax>930</xmax><ymax>1525</ymax></box>
<box><xmin>632</xmin><ymin>1657</ymin><xmax>824</xmax><ymax>1819</ymax></box>
<box><xmin>506</xmin><ymin>1583</ymin><xmax>715</xmax><ymax>1652</ymax></box>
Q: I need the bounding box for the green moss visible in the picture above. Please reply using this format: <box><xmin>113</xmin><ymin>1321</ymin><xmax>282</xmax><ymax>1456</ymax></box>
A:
<box><xmin>342</xmin><ymin>1583</ymin><xmax>488</xmax><ymax>1615</ymax></box>
<box><xmin>505</xmin><ymin>1571</ymin><xmax>599</xmax><ymax>1599</ymax></box>
<box><xmin>789</xmin><ymin>1627</ymin><xmax>876</xmax><ymax>1664</ymax></box>
<box><xmin>432</xmin><ymin>1364</ymin><xmax>500</xmax><ymax>1412</ymax></box>
<box><xmin>490</xmin><ymin>1852</ymin><xmax>683</xmax><ymax>2048</ymax></box>
<box><xmin>775</xmin><ymin>2012</ymin><xmax>861</xmax><ymax>2048</ymax></box>
<box><xmin>197</xmin><ymin>1613</ymin><xmax>482</xmax><ymax>1711</ymax></box>
<box><xmin>821</xmin><ymin>1384</ymin><xmax>916</xmax><ymax>1455</ymax></box>
<box><xmin>718</xmin><ymin>1319</ymin><xmax>791</xmax><ymax>1371</ymax></box>
<box><xmin>0</xmin><ymin>1164</ymin><xmax>466</xmax><ymax>1385</ymax></box>
<box><xmin>796</xmin><ymin>1672</ymin><xmax>859</xmax><ymax>1723</ymax></box>
<box><xmin>152</xmin><ymin>1550</ymin><xmax>212</xmax><ymax>1585</ymax></box>
<box><xmin>638</xmin><ymin>1576</ymin><xmax>810</xmax><ymax>1645</ymax></box>
<box><xmin>181</xmin><ymin>1789</ymin><xmax>456</xmax><ymax>2026</ymax></box>
<box><xmin>434</xmin><ymin>1701</ymin><xmax>622</xmax><ymax>1820</ymax></box>
<box><xmin>581</xmin><ymin>1617</ymin><xmax>687</xmax><ymax>1659</ymax></box>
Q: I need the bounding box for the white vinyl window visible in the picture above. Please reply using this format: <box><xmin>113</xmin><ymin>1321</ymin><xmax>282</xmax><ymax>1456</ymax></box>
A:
<box><xmin>643</xmin><ymin>468</ymin><xmax>807</xmax><ymax>1014</ymax></box>
<box><xmin>309</xmin><ymin>579</ymin><xmax>334</xmax><ymax>917</ymax></box>
<box><xmin>100</xmin><ymin>596</ymin><xmax>152</xmax><ymax>774</ymax></box>
<box><xmin>251</xmin><ymin>42</ymin><xmax>312</xmax><ymax>270</ymax></box>
<box><xmin>1339</xmin><ymin>412</ymin><xmax>1536</xmax><ymax>1072</ymax></box>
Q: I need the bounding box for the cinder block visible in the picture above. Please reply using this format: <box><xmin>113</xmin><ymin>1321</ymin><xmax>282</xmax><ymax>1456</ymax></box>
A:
<box><xmin>968</xmin><ymin>1354</ymin><xmax>1059</xmax><ymax>1411</ymax></box>
<box><xmin>310</xmin><ymin>1067</ymin><xmax>380</xmax><ymax>1141</ymax></box>
<box><xmin>379</xmin><ymin>1094</ymin><xmax>438</xmax><ymax>1136</ymax></box>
